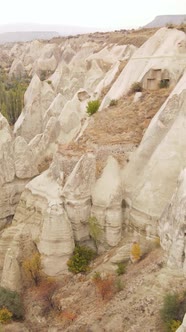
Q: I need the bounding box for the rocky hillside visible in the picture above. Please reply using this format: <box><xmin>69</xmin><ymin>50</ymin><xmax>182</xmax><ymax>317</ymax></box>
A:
<box><xmin>0</xmin><ymin>26</ymin><xmax>186</xmax><ymax>331</ymax></box>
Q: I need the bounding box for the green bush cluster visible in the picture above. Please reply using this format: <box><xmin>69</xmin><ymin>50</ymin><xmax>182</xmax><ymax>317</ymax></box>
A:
<box><xmin>86</xmin><ymin>99</ymin><xmax>100</xmax><ymax>116</ymax></box>
<box><xmin>130</xmin><ymin>82</ymin><xmax>143</xmax><ymax>93</ymax></box>
<box><xmin>0</xmin><ymin>68</ymin><xmax>29</xmax><ymax>125</ymax></box>
<box><xmin>116</xmin><ymin>262</ymin><xmax>127</xmax><ymax>276</ymax></box>
<box><xmin>0</xmin><ymin>287</ymin><xmax>24</xmax><ymax>320</ymax></box>
<box><xmin>160</xmin><ymin>292</ymin><xmax>186</xmax><ymax>332</ymax></box>
<box><xmin>67</xmin><ymin>245</ymin><xmax>96</xmax><ymax>274</ymax></box>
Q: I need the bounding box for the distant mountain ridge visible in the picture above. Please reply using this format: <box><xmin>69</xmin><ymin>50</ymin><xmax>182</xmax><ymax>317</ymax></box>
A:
<box><xmin>0</xmin><ymin>23</ymin><xmax>98</xmax><ymax>44</ymax></box>
<box><xmin>0</xmin><ymin>31</ymin><xmax>60</xmax><ymax>44</ymax></box>
<box><xmin>144</xmin><ymin>15</ymin><xmax>186</xmax><ymax>28</ymax></box>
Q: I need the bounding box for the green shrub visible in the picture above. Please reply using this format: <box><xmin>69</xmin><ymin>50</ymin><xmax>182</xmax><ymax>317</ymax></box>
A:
<box><xmin>67</xmin><ymin>245</ymin><xmax>96</xmax><ymax>274</ymax></box>
<box><xmin>0</xmin><ymin>287</ymin><xmax>24</xmax><ymax>320</ymax></box>
<box><xmin>109</xmin><ymin>99</ymin><xmax>118</xmax><ymax>107</ymax></box>
<box><xmin>115</xmin><ymin>278</ymin><xmax>124</xmax><ymax>292</ymax></box>
<box><xmin>116</xmin><ymin>262</ymin><xmax>127</xmax><ymax>276</ymax></box>
<box><xmin>160</xmin><ymin>293</ymin><xmax>179</xmax><ymax>324</ymax></box>
<box><xmin>0</xmin><ymin>307</ymin><xmax>12</xmax><ymax>324</ymax></box>
<box><xmin>160</xmin><ymin>292</ymin><xmax>186</xmax><ymax>332</ymax></box>
<box><xmin>130</xmin><ymin>82</ymin><xmax>143</xmax><ymax>93</ymax></box>
<box><xmin>86</xmin><ymin>100</ymin><xmax>100</xmax><ymax>116</ymax></box>
<box><xmin>0</xmin><ymin>68</ymin><xmax>29</xmax><ymax>125</ymax></box>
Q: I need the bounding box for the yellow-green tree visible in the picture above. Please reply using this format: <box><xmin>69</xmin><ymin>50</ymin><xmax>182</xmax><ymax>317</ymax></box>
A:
<box><xmin>131</xmin><ymin>241</ymin><xmax>141</xmax><ymax>262</ymax></box>
<box><xmin>0</xmin><ymin>307</ymin><xmax>12</xmax><ymax>324</ymax></box>
<box><xmin>22</xmin><ymin>252</ymin><xmax>42</xmax><ymax>286</ymax></box>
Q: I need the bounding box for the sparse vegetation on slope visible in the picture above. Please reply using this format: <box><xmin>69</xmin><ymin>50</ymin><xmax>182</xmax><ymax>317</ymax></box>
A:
<box><xmin>86</xmin><ymin>99</ymin><xmax>100</xmax><ymax>116</ymax></box>
<box><xmin>67</xmin><ymin>245</ymin><xmax>96</xmax><ymax>274</ymax></box>
<box><xmin>160</xmin><ymin>292</ymin><xmax>186</xmax><ymax>332</ymax></box>
<box><xmin>0</xmin><ymin>287</ymin><xmax>24</xmax><ymax>320</ymax></box>
<box><xmin>0</xmin><ymin>68</ymin><xmax>29</xmax><ymax>124</ymax></box>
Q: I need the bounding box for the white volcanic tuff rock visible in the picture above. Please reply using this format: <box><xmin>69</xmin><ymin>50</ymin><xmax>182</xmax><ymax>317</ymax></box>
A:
<box><xmin>159</xmin><ymin>169</ymin><xmax>186</xmax><ymax>274</ymax></box>
<box><xmin>10</xmin><ymin>40</ymin><xmax>42</xmax><ymax>66</ymax></box>
<box><xmin>57</xmin><ymin>89</ymin><xmax>90</xmax><ymax>145</ymax></box>
<box><xmin>35</xmin><ymin>55</ymin><xmax>57</xmax><ymax>74</ymax></box>
<box><xmin>95</xmin><ymin>61</ymin><xmax>121</xmax><ymax>97</ymax></box>
<box><xmin>62</xmin><ymin>153</ymin><xmax>96</xmax><ymax>241</ymax></box>
<box><xmin>101</xmin><ymin>27</ymin><xmax>186</xmax><ymax>109</ymax></box>
<box><xmin>28</xmin><ymin>116</ymin><xmax>60</xmax><ymax>168</ymax></box>
<box><xmin>38</xmin><ymin>204</ymin><xmax>74</xmax><ymax>276</ymax></box>
<box><xmin>10</xmin><ymin>41</ymin><xmax>60</xmax><ymax>76</ymax></box>
<box><xmin>14</xmin><ymin>74</ymin><xmax>55</xmax><ymax>142</ymax></box>
<box><xmin>49</xmin><ymin>42</ymin><xmax>127</xmax><ymax>99</ymax></box>
<box><xmin>8</xmin><ymin>59</ymin><xmax>26</xmax><ymax>79</ymax></box>
<box><xmin>14</xmin><ymin>136</ymin><xmax>38</xmax><ymax>179</ymax></box>
<box><xmin>122</xmin><ymin>72</ymin><xmax>186</xmax><ymax>236</ymax></box>
<box><xmin>0</xmin><ymin>228</ymin><xmax>41</xmax><ymax>291</ymax></box>
<box><xmin>1</xmin><ymin>230</ymin><xmax>22</xmax><ymax>291</ymax></box>
<box><xmin>0</xmin><ymin>115</ymin><xmax>29</xmax><ymax>223</ymax></box>
<box><xmin>0</xmin><ymin>115</ymin><xmax>14</xmax><ymax>185</ymax></box>
<box><xmin>91</xmin><ymin>156</ymin><xmax>123</xmax><ymax>247</ymax></box>
<box><xmin>61</xmin><ymin>44</ymin><xmax>76</xmax><ymax>64</ymax></box>
<box><xmin>43</xmin><ymin>93</ymin><xmax>65</xmax><ymax>127</ymax></box>
<box><xmin>32</xmin><ymin>43</ymin><xmax>60</xmax><ymax>74</ymax></box>
<box><xmin>87</xmin><ymin>44</ymin><xmax>136</xmax><ymax>64</ymax></box>
<box><xmin>0</xmin><ymin>113</ymin><xmax>12</xmax><ymax>148</ymax></box>
<box><xmin>11</xmin><ymin>167</ymin><xmax>74</xmax><ymax>277</ymax></box>
<box><xmin>0</xmin><ymin>224</ymin><xmax>23</xmax><ymax>276</ymax></box>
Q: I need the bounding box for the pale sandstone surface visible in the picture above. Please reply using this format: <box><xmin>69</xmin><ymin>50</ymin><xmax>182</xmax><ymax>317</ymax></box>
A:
<box><xmin>62</xmin><ymin>153</ymin><xmax>96</xmax><ymax>241</ymax></box>
<box><xmin>159</xmin><ymin>169</ymin><xmax>186</xmax><ymax>273</ymax></box>
<box><xmin>14</xmin><ymin>74</ymin><xmax>55</xmax><ymax>142</ymax></box>
<box><xmin>91</xmin><ymin>156</ymin><xmax>123</xmax><ymax>247</ymax></box>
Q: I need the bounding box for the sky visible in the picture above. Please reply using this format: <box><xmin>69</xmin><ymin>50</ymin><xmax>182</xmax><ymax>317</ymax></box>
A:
<box><xmin>0</xmin><ymin>0</ymin><xmax>186</xmax><ymax>30</ymax></box>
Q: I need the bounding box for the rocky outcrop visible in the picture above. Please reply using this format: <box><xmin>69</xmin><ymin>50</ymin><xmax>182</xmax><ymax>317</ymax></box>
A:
<box><xmin>9</xmin><ymin>59</ymin><xmax>26</xmax><ymax>79</ymax></box>
<box><xmin>14</xmin><ymin>74</ymin><xmax>55</xmax><ymax>142</ymax></box>
<box><xmin>0</xmin><ymin>115</ymin><xmax>30</xmax><ymax>225</ymax></box>
<box><xmin>62</xmin><ymin>153</ymin><xmax>96</xmax><ymax>241</ymax></box>
<box><xmin>92</xmin><ymin>156</ymin><xmax>123</xmax><ymax>246</ymax></box>
<box><xmin>38</xmin><ymin>203</ymin><xmax>74</xmax><ymax>276</ymax></box>
<box><xmin>7</xmin><ymin>162</ymin><xmax>74</xmax><ymax>278</ymax></box>
<box><xmin>159</xmin><ymin>169</ymin><xmax>186</xmax><ymax>274</ymax></box>
<box><xmin>122</xmin><ymin>72</ymin><xmax>186</xmax><ymax>237</ymax></box>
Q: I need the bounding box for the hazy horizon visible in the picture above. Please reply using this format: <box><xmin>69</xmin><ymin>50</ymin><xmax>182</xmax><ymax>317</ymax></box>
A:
<box><xmin>0</xmin><ymin>0</ymin><xmax>185</xmax><ymax>32</ymax></box>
